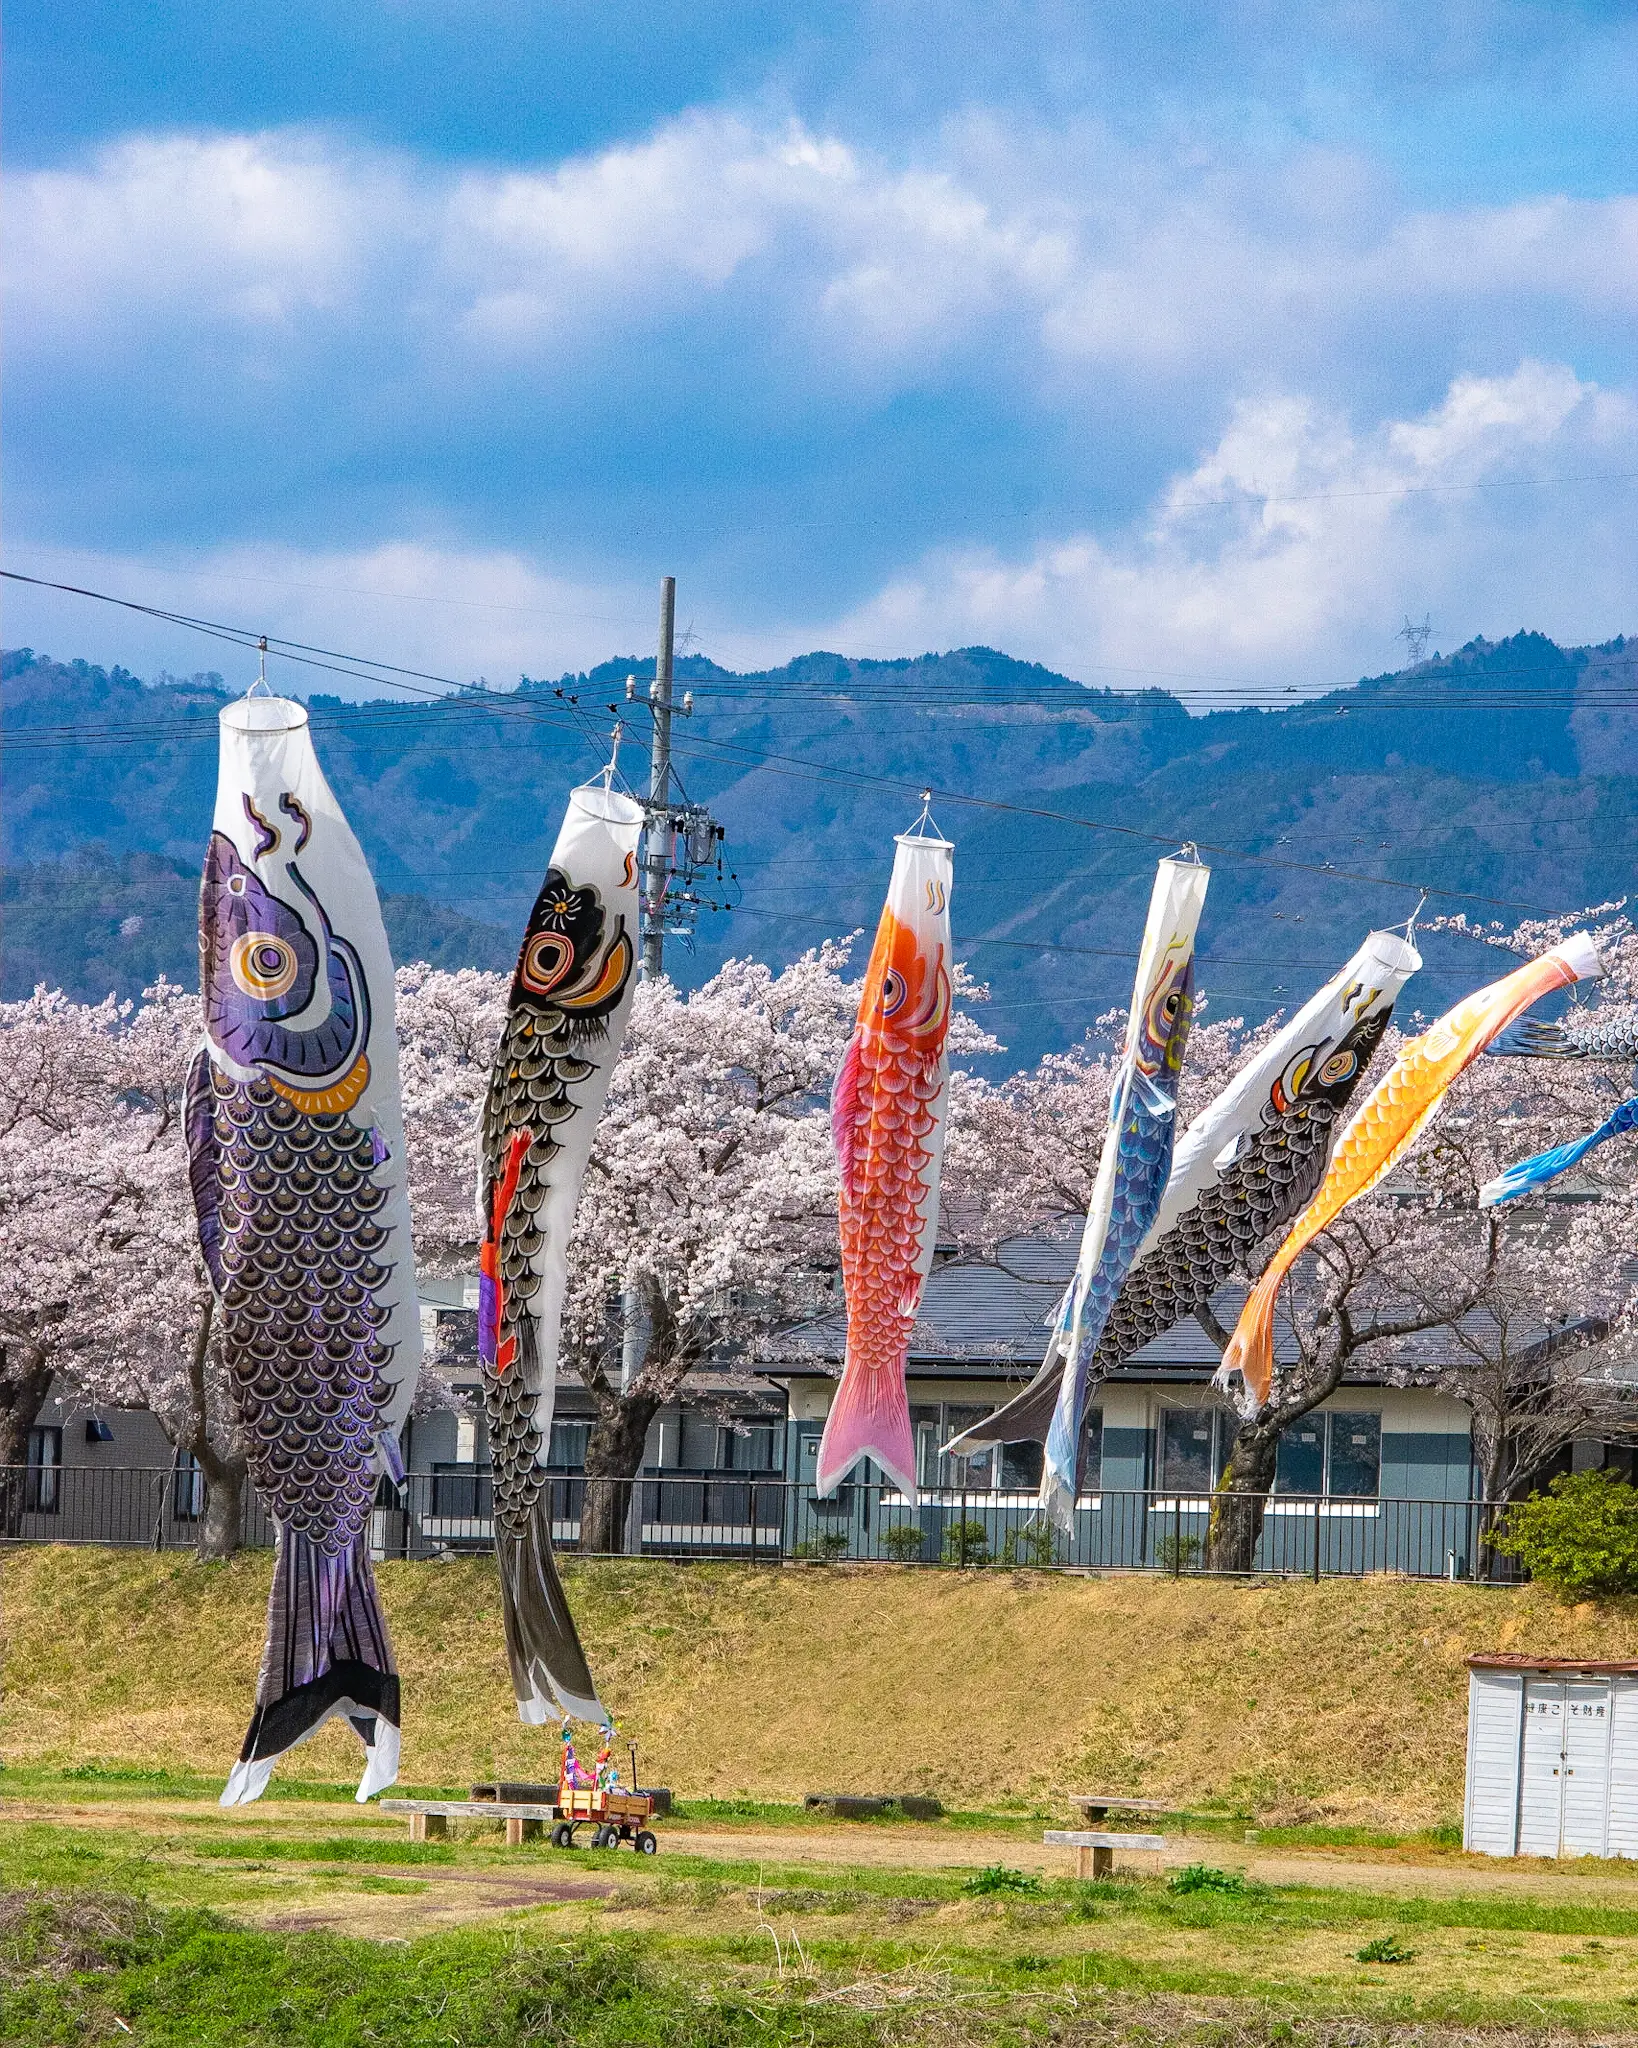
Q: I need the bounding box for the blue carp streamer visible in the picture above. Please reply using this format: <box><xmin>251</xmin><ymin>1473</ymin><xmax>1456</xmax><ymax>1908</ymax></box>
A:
<box><xmin>1039</xmin><ymin>858</ymin><xmax>1208</xmax><ymax>1530</ymax></box>
<box><xmin>1480</xmin><ymin>1097</ymin><xmax>1638</xmax><ymax>1207</ymax></box>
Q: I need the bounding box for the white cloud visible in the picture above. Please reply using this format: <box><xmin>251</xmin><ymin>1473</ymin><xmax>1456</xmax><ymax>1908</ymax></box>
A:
<box><xmin>825</xmin><ymin>363</ymin><xmax>1638</xmax><ymax>690</ymax></box>
<box><xmin>5</xmin><ymin>540</ymin><xmax>665</xmax><ymax>695</ymax></box>
<box><xmin>12</xmin><ymin>115</ymin><xmax>1634</xmax><ymax>389</ymax></box>
<box><xmin>14</xmin><ymin>362</ymin><xmax>1634</xmax><ymax>703</ymax></box>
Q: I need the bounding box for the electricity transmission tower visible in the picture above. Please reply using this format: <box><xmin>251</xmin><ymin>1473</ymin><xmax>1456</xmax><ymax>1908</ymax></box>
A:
<box><xmin>1398</xmin><ymin>614</ymin><xmax>1432</xmax><ymax>667</ymax></box>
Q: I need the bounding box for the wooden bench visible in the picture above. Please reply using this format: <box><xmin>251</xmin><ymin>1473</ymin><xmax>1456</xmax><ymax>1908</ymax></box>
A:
<box><xmin>1064</xmin><ymin>1794</ymin><xmax>1171</xmax><ymax>1823</ymax></box>
<box><xmin>1044</xmin><ymin>1829</ymin><xmax>1167</xmax><ymax>1878</ymax></box>
<box><xmin>380</xmin><ymin>1798</ymin><xmax>560</xmax><ymax>1847</ymax></box>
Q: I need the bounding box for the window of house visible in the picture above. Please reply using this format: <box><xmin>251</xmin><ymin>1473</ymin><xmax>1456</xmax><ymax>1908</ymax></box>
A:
<box><xmin>717</xmin><ymin>1423</ymin><xmax>778</xmax><ymax>1471</ymax></box>
<box><xmin>1273</xmin><ymin>1411</ymin><xmax>1381</xmax><ymax>1497</ymax></box>
<box><xmin>913</xmin><ymin>1405</ymin><xmax>1099</xmax><ymax>1494</ymax></box>
<box><xmin>1274</xmin><ymin>1420</ymin><xmax>1325</xmax><ymax>1494</ymax></box>
<box><xmin>173</xmin><ymin>1449</ymin><xmax>204</xmax><ymax>1522</ymax></box>
<box><xmin>1159</xmin><ymin>1407</ymin><xmax>1221</xmax><ymax>1495</ymax></box>
<box><xmin>1328</xmin><ymin>1412</ymin><xmax>1382</xmax><ymax>1497</ymax></box>
<box><xmin>548</xmin><ymin>1421</ymin><xmax>590</xmax><ymax>1469</ymax></box>
<box><xmin>25</xmin><ymin>1426</ymin><xmax>62</xmax><ymax>1514</ymax></box>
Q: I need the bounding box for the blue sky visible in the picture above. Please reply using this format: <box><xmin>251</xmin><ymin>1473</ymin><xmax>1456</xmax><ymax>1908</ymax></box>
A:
<box><xmin>6</xmin><ymin>1</ymin><xmax>1636</xmax><ymax>695</ymax></box>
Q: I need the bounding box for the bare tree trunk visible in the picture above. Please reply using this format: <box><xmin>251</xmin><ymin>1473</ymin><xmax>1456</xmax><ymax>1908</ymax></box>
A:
<box><xmin>182</xmin><ymin>1296</ymin><xmax>250</xmax><ymax>1561</ymax></box>
<box><xmin>196</xmin><ymin>1458</ymin><xmax>247</xmax><ymax>1560</ymax></box>
<box><xmin>0</xmin><ymin>1335</ymin><xmax>55</xmax><ymax>1539</ymax></box>
<box><xmin>1204</xmin><ymin>1424</ymin><xmax>1282</xmax><ymax>1572</ymax></box>
<box><xmin>579</xmin><ymin>1390</ymin><xmax>660</xmax><ymax>1555</ymax></box>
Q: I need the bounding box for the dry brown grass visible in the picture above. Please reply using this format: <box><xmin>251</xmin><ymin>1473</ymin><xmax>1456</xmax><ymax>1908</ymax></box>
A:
<box><xmin>6</xmin><ymin>1549</ymin><xmax>1638</xmax><ymax>1824</ymax></box>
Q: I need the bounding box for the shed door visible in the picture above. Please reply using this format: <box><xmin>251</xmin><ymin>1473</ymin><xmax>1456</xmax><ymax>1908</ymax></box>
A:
<box><xmin>1518</xmin><ymin>1680</ymin><xmax>1566</xmax><ymax>1856</ymax></box>
<box><xmin>1560</xmin><ymin>1682</ymin><xmax>1612</xmax><ymax>1858</ymax></box>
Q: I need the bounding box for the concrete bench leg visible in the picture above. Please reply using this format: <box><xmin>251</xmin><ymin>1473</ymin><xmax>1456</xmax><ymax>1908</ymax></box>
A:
<box><xmin>1075</xmin><ymin>1845</ymin><xmax>1114</xmax><ymax>1879</ymax></box>
<box><xmin>506</xmin><ymin>1817</ymin><xmax>544</xmax><ymax>1847</ymax></box>
<box><xmin>409</xmin><ymin>1813</ymin><xmax>449</xmax><ymax>1843</ymax></box>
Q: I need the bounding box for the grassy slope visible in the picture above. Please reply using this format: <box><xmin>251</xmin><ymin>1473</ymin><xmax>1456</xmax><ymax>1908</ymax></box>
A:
<box><xmin>6</xmin><ymin>1550</ymin><xmax>1638</xmax><ymax>1824</ymax></box>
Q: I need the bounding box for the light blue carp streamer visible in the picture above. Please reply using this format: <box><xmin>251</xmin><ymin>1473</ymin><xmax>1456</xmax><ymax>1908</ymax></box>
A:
<box><xmin>1041</xmin><ymin>1067</ymin><xmax>1184</xmax><ymax>1526</ymax></box>
<box><xmin>1480</xmin><ymin>1096</ymin><xmax>1638</xmax><ymax>1207</ymax></box>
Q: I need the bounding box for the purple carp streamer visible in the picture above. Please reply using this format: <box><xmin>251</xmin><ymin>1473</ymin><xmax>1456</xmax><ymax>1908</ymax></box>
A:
<box><xmin>479</xmin><ymin>783</ymin><xmax>643</xmax><ymax>1726</ymax></box>
<box><xmin>1037</xmin><ymin>857</ymin><xmax>1208</xmax><ymax>1530</ymax></box>
<box><xmin>186</xmin><ymin>696</ymin><xmax>421</xmax><ymax>1807</ymax></box>
<box><xmin>947</xmin><ymin>929</ymin><xmax>1418</xmax><ymax>1459</ymax></box>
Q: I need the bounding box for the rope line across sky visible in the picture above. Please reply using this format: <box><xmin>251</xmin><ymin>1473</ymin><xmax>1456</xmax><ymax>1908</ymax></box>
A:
<box><xmin>3</xmin><ymin>566</ymin><xmax>1625</xmax><ymax>925</ymax></box>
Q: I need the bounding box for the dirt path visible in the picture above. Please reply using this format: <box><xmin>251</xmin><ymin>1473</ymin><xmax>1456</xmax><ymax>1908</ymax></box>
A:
<box><xmin>17</xmin><ymin>1793</ymin><xmax>1638</xmax><ymax>1908</ymax></box>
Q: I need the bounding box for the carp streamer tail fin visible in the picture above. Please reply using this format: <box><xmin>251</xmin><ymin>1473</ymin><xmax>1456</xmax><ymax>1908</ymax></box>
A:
<box><xmin>221</xmin><ymin>1526</ymin><xmax>400</xmax><ymax>1807</ymax></box>
<box><xmin>816</xmin><ymin>1356</ymin><xmax>916</xmax><ymax>1500</ymax></box>
<box><xmin>497</xmin><ymin>1497</ymin><xmax>605</xmax><ymax>1727</ymax></box>
<box><xmin>1215</xmin><ymin>1269</ymin><xmax>1279</xmax><ymax>1415</ymax></box>
<box><xmin>1487</xmin><ymin>1017</ymin><xmax>1579</xmax><ymax>1059</ymax></box>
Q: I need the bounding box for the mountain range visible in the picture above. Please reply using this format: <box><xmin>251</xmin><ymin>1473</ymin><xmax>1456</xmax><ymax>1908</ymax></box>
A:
<box><xmin>5</xmin><ymin>630</ymin><xmax>1634</xmax><ymax>1066</ymax></box>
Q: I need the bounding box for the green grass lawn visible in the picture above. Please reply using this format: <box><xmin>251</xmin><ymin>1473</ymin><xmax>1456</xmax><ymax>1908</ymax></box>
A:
<box><xmin>11</xmin><ymin>1796</ymin><xmax>1638</xmax><ymax>2045</ymax></box>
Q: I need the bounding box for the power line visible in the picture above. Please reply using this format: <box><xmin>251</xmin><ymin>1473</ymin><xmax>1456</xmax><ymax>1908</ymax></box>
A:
<box><xmin>0</xmin><ymin>565</ymin><xmax>1605</xmax><ymax>918</ymax></box>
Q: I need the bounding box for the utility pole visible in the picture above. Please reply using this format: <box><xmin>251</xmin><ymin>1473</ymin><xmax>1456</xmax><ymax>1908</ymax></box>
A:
<box><xmin>641</xmin><ymin>576</ymin><xmax>676</xmax><ymax>980</ymax></box>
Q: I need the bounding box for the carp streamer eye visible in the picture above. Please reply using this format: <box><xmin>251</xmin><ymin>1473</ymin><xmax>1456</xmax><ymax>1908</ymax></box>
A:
<box><xmin>521</xmin><ymin>930</ymin><xmax>576</xmax><ymax>994</ymax></box>
<box><xmin>880</xmin><ymin>967</ymin><xmax>908</xmax><ymax>1016</ymax></box>
<box><xmin>229</xmin><ymin>931</ymin><xmax>300</xmax><ymax>1001</ymax></box>
<box><xmin>1318</xmin><ymin>1049</ymin><xmax>1357</xmax><ymax>1086</ymax></box>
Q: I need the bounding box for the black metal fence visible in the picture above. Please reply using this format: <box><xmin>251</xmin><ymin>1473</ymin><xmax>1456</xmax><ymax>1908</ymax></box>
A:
<box><xmin>0</xmin><ymin>1463</ymin><xmax>1512</xmax><ymax>1579</ymax></box>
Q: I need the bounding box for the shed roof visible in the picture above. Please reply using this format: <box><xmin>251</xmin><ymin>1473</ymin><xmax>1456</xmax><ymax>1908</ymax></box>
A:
<box><xmin>1469</xmin><ymin>1654</ymin><xmax>1638</xmax><ymax>1676</ymax></box>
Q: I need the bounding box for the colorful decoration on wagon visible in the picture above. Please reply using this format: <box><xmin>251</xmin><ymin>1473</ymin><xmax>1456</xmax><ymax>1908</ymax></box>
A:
<box><xmin>815</xmin><ymin>818</ymin><xmax>955</xmax><ymax>1500</ymax></box>
<box><xmin>185</xmin><ymin>693</ymin><xmax>422</xmax><ymax>1807</ymax></box>
<box><xmin>479</xmin><ymin>780</ymin><xmax>643</xmax><ymax>1726</ymax></box>
<box><xmin>1037</xmin><ymin>855</ymin><xmax>1210</xmax><ymax>1530</ymax></box>
<box><xmin>1217</xmin><ymin>933</ymin><xmax>1607</xmax><ymax>1412</ymax></box>
<box><xmin>948</xmin><ymin>925</ymin><xmax>1419</xmax><ymax>1459</ymax></box>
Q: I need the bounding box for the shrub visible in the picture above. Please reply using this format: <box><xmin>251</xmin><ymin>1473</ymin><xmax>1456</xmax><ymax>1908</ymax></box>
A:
<box><xmin>879</xmin><ymin>1523</ymin><xmax>928</xmax><ymax>1563</ymax></box>
<box><xmin>963</xmin><ymin>1864</ymin><xmax>1041</xmax><ymax>1896</ymax></box>
<box><xmin>1492</xmin><ymin>1470</ymin><xmax>1638</xmax><ymax>1599</ymax></box>
<box><xmin>940</xmin><ymin>1518</ymin><xmax>990</xmax><ymax>1566</ymax></box>
<box><xmin>1168</xmin><ymin>1863</ymin><xmax>1246</xmax><ymax>1895</ymax></box>
<box><xmin>999</xmin><ymin>1523</ymin><xmax>1059</xmax><ymax>1568</ymax></box>
<box><xmin>1357</xmin><ymin>1933</ymin><xmax>1416</xmax><ymax>1963</ymax></box>
<box><xmin>792</xmin><ymin>1531</ymin><xmax>850</xmax><ymax>1563</ymax></box>
<box><xmin>1156</xmin><ymin>1532</ymin><xmax>1202</xmax><ymax>1573</ymax></box>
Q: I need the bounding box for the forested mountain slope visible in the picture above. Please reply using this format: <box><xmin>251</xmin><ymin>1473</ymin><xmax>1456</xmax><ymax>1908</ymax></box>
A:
<box><xmin>5</xmin><ymin>631</ymin><xmax>1633</xmax><ymax>1064</ymax></box>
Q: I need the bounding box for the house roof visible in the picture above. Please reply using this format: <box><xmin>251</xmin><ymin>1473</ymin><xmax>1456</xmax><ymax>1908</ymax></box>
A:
<box><xmin>769</xmin><ymin>1224</ymin><xmax>1611</xmax><ymax>1387</ymax></box>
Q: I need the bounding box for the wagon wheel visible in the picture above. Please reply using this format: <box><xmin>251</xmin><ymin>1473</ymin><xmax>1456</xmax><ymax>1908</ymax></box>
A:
<box><xmin>635</xmin><ymin>1830</ymin><xmax>658</xmax><ymax>1855</ymax></box>
<box><xmin>550</xmin><ymin>1822</ymin><xmax>576</xmax><ymax>1849</ymax></box>
<box><xmin>590</xmin><ymin>1823</ymin><xmax>613</xmax><ymax>1848</ymax></box>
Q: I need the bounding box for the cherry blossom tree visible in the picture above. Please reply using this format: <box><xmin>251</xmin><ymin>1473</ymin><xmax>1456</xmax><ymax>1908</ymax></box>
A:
<box><xmin>0</xmin><ymin>981</ymin><xmax>231</xmax><ymax>1542</ymax></box>
<box><xmin>398</xmin><ymin>944</ymin><xmax>996</xmax><ymax>1552</ymax></box>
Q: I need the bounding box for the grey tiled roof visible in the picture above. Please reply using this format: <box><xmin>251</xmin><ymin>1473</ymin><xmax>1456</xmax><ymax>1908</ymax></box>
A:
<box><xmin>773</xmin><ymin>1225</ymin><xmax>1606</xmax><ymax>1386</ymax></box>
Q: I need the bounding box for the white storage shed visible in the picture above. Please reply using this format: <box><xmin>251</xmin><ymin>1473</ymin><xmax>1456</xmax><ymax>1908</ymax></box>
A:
<box><xmin>1464</xmin><ymin>1654</ymin><xmax>1638</xmax><ymax>1859</ymax></box>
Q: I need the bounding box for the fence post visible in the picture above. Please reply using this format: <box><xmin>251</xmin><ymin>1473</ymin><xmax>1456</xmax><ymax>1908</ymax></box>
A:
<box><xmin>1312</xmin><ymin>1495</ymin><xmax>1323</xmax><ymax>1582</ymax></box>
<box><xmin>959</xmin><ymin>1488</ymin><xmax>968</xmax><ymax>1566</ymax></box>
<box><xmin>1172</xmin><ymin>1496</ymin><xmax>1181</xmax><ymax>1577</ymax></box>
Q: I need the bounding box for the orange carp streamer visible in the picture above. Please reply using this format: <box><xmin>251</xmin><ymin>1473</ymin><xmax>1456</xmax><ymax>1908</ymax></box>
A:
<box><xmin>1218</xmin><ymin>933</ymin><xmax>1604</xmax><ymax>1411</ymax></box>
<box><xmin>817</xmin><ymin>831</ymin><xmax>954</xmax><ymax>1498</ymax></box>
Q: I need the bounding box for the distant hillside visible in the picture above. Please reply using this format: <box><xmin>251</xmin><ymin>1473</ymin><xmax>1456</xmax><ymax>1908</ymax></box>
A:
<box><xmin>4</xmin><ymin>632</ymin><xmax>1633</xmax><ymax>1062</ymax></box>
